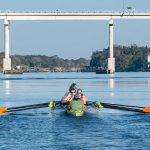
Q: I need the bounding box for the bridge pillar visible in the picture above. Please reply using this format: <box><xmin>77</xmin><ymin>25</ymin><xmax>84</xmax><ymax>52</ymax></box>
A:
<box><xmin>3</xmin><ymin>19</ymin><xmax>11</xmax><ymax>71</ymax></box>
<box><xmin>108</xmin><ymin>19</ymin><xmax>115</xmax><ymax>74</ymax></box>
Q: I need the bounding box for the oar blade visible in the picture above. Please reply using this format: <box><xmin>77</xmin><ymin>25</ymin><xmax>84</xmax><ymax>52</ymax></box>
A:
<box><xmin>0</xmin><ymin>108</ymin><xmax>8</xmax><ymax>115</ymax></box>
<box><xmin>143</xmin><ymin>106</ymin><xmax>150</xmax><ymax>113</ymax></box>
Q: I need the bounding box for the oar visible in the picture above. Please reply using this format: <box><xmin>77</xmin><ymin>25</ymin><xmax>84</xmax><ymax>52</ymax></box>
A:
<box><xmin>100</xmin><ymin>102</ymin><xmax>144</xmax><ymax>109</ymax></box>
<box><xmin>101</xmin><ymin>102</ymin><xmax>150</xmax><ymax>113</ymax></box>
<box><xmin>0</xmin><ymin>101</ymin><xmax>61</xmax><ymax>115</ymax></box>
<box><xmin>6</xmin><ymin>105</ymin><xmax>49</xmax><ymax>113</ymax></box>
<box><xmin>87</xmin><ymin>101</ymin><xmax>150</xmax><ymax>114</ymax></box>
<box><xmin>7</xmin><ymin>102</ymin><xmax>50</xmax><ymax>110</ymax></box>
<box><xmin>0</xmin><ymin>104</ymin><xmax>48</xmax><ymax>115</ymax></box>
<box><xmin>101</xmin><ymin>104</ymin><xmax>144</xmax><ymax>113</ymax></box>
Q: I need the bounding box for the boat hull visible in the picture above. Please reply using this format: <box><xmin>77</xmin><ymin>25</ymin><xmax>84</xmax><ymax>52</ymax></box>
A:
<box><xmin>66</xmin><ymin>109</ymin><xmax>84</xmax><ymax>117</ymax></box>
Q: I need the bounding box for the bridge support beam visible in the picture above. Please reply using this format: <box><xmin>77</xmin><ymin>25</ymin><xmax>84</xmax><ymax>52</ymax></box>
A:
<box><xmin>3</xmin><ymin>19</ymin><xmax>11</xmax><ymax>71</ymax></box>
<box><xmin>108</xmin><ymin>19</ymin><xmax>115</xmax><ymax>74</ymax></box>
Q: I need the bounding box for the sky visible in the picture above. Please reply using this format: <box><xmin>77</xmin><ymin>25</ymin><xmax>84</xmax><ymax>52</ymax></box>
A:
<box><xmin>0</xmin><ymin>0</ymin><xmax>150</xmax><ymax>59</ymax></box>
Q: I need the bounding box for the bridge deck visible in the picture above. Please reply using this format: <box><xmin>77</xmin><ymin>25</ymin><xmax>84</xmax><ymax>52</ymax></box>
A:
<box><xmin>0</xmin><ymin>11</ymin><xmax>150</xmax><ymax>20</ymax></box>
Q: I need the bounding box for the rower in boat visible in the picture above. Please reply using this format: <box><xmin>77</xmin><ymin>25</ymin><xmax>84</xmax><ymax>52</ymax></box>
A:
<box><xmin>66</xmin><ymin>93</ymin><xmax>84</xmax><ymax>116</ymax></box>
<box><xmin>1</xmin><ymin>101</ymin><xmax>150</xmax><ymax>116</ymax></box>
<box><xmin>61</xmin><ymin>83</ymin><xmax>77</xmax><ymax>105</ymax></box>
<box><xmin>77</xmin><ymin>88</ymin><xmax>88</xmax><ymax>108</ymax></box>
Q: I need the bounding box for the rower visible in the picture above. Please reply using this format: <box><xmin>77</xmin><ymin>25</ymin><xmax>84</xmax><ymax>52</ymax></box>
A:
<box><xmin>77</xmin><ymin>88</ymin><xmax>88</xmax><ymax>106</ymax></box>
<box><xmin>67</xmin><ymin>93</ymin><xmax>84</xmax><ymax>112</ymax></box>
<box><xmin>61</xmin><ymin>83</ymin><xmax>77</xmax><ymax>105</ymax></box>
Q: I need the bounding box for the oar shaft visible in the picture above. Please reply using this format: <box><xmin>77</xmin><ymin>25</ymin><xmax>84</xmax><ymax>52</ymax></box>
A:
<box><xmin>7</xmin><ymin>105</ymin><xmax>49</xmax><ymax>113</ymax></box>
<box><xmin>8</xmin><ymin>102</ymin><xmax>49</xmax><ymax>110</ymax></box>
<box><xmin>87</xmin><ymin>101</ymin><xmax>147</xmax><ymax>113</ymax></box>
<box><xmin>101</xmin><ymin>102</ymin><xmax>144</xmax><ymax>109</ymax></box>
<box><xmin>103</xmin><ymin>104</ymin><xmax>144</xmax><ymax>113</ymax></box>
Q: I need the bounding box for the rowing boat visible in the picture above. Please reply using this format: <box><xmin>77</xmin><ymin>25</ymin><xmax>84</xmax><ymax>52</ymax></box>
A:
<box><xmin>1</xmin><ymin>101</ymin><xmax>150</xmax><ymax>116</ymax></box>
<box><xmin>65</xmin><ymin>99</ymin><xmax>85</xmax><ymax>117</ymax></box>
<box><xmin>66</xmin><ymin>109</ymin><xmax>84</xmax><ymax>117</ymax></box>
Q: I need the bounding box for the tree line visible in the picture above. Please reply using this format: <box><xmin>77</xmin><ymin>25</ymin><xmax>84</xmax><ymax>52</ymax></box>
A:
<box><xmin>0</xmin><ymin>53</ymin><xmax>89</xmax><ymax>71</ymax></box>
<box><xmin>90</xmin><ymin>45</ymin><xmax>149</xmax><ymax>72</ymax></box>
<box><xmin>0</xmin><ymin>45</ymin><xmax>149</xmax><ymax>72</ymax></box>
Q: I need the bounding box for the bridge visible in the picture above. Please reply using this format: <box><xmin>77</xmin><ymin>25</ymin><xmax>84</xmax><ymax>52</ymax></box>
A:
<box><xmin>1</xmin><ymin>11</ymin><xmax>150</xmax><ymax>73</ymax></box>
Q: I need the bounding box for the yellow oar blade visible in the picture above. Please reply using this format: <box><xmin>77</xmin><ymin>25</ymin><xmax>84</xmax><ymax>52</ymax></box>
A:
<box><xmin>0</xmin><ymin>108</ymin><xmax>8</xmax><ymax>115</ymax></box>
<box><xmin>143</xmin><ymin>106</ymin><xmax>150</xmax><ymax>113</ymax></box>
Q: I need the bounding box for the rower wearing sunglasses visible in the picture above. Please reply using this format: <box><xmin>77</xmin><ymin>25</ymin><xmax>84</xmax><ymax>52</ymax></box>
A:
<box><xmin>61</xmin><ymin>83</ymin><xmax>77</xmax><ymax>105</ymax></box>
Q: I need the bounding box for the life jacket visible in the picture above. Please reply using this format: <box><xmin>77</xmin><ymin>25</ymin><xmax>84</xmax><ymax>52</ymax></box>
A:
<box><xmin>80</xmin><ymin>95</ymin><xmax>87</xmax><ymax>105</ymax></box>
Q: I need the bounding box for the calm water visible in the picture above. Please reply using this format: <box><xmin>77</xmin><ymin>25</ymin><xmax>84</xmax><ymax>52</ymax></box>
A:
<box><xmin>0</xmin><ymin>72</ymin><xmax>150</xmax><ymax>150</ymax></box>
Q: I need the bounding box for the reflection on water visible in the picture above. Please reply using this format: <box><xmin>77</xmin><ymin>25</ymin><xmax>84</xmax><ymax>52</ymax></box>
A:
<box><xmin>3</xmin><ymin>80</ymin><xmax>11</xmax><ymax>95</ymax></box>
<box><xmin>109</xmin><ymin>78</ymin><xmax>115</xmax><ymax>89</ymax></box>
<box><xmin>148</xmin><ymin>79</ymin><xmax>150</xmax><ymax>86</ymax></box>
<box><xmin>108</xmin><ymin>74</ymin><xmax>115</xmax><ymax>97</ymax></box>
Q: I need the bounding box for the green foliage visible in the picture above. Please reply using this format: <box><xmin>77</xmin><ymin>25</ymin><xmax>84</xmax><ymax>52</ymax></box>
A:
<box><xmin>0</xmin><ymin>45</ymin><xmax>149</xmax><ymax>72</ymax></box>
<box><xmin>90</xmin><ymin>45</ymin><xmax>149</xmax><ymax>71</ymax></box>
<box><xmin>0</xmin><ymin>53</ymin><xmax>90</xmax><ymax>71</ymax></box>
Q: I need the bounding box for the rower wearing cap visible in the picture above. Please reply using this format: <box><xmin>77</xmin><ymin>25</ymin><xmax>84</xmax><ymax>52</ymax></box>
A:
<box><xmin>61</xmin><ymin>83</ymin><xmax>77</xmax><ymax>105</ymax></box>
<box><xmin>67</xmin><ymin>93</ymin><xmax>84</xmax><ymax>112</ymax></box>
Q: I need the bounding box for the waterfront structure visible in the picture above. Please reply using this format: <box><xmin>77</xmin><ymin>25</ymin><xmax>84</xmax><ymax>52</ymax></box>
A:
<box><xmin>1</xmin><ymin>11</ymin><xmax>150</xmax><ymax>73</ymax></box>
<box><xmin>148</xmin><ymin>52</ymin><xmax>150</xmax><ymax>68</ymax></box>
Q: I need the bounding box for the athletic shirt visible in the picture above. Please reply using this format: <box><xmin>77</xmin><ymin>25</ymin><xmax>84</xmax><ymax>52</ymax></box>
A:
<box><xmin>67</xmin><ymin>100</ymin><xmax>84</xmax><ymax>111</ymax></box>
<box><xmin>61</xmin><ymin>92</ymin><xmax>74</xmax><ymax>104</ymax></box>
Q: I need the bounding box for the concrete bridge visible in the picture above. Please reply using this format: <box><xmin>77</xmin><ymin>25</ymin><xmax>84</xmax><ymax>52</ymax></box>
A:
<box><xmin>1</xmin><ymin>11</ymin><xmax>150</xmax><ymax>73</ymax></box>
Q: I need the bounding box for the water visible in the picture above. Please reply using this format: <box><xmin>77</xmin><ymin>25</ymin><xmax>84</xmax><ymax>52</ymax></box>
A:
<box><xmin>0</xmin><ymin>72</ymin><xmax>150</xmax><ymax>150</ymax></box>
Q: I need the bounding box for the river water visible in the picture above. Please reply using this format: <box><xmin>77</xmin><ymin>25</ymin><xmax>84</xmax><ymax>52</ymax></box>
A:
<box><xmin>0</xmin><ymin>72</ymin><xmax>150</xmax><ymax>150</ymax></box>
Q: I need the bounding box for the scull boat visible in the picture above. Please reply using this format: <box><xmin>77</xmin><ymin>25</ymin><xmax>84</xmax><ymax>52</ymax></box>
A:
<box><xmin>66</xmin><ymin>109</ymin><xmax>84</xmax><ymax>117</ymax></box>
<box><xmin>0</xmin><ymin>101</ymin><xmax>150</xmax><ymax>116</ymax></box>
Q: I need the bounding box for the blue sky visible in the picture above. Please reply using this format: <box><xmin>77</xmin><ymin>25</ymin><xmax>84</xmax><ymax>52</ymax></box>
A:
<box><xmin>0</xmin><ymin>0</ymin><xmax>150</xmax><ymax>59</ymax></box>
